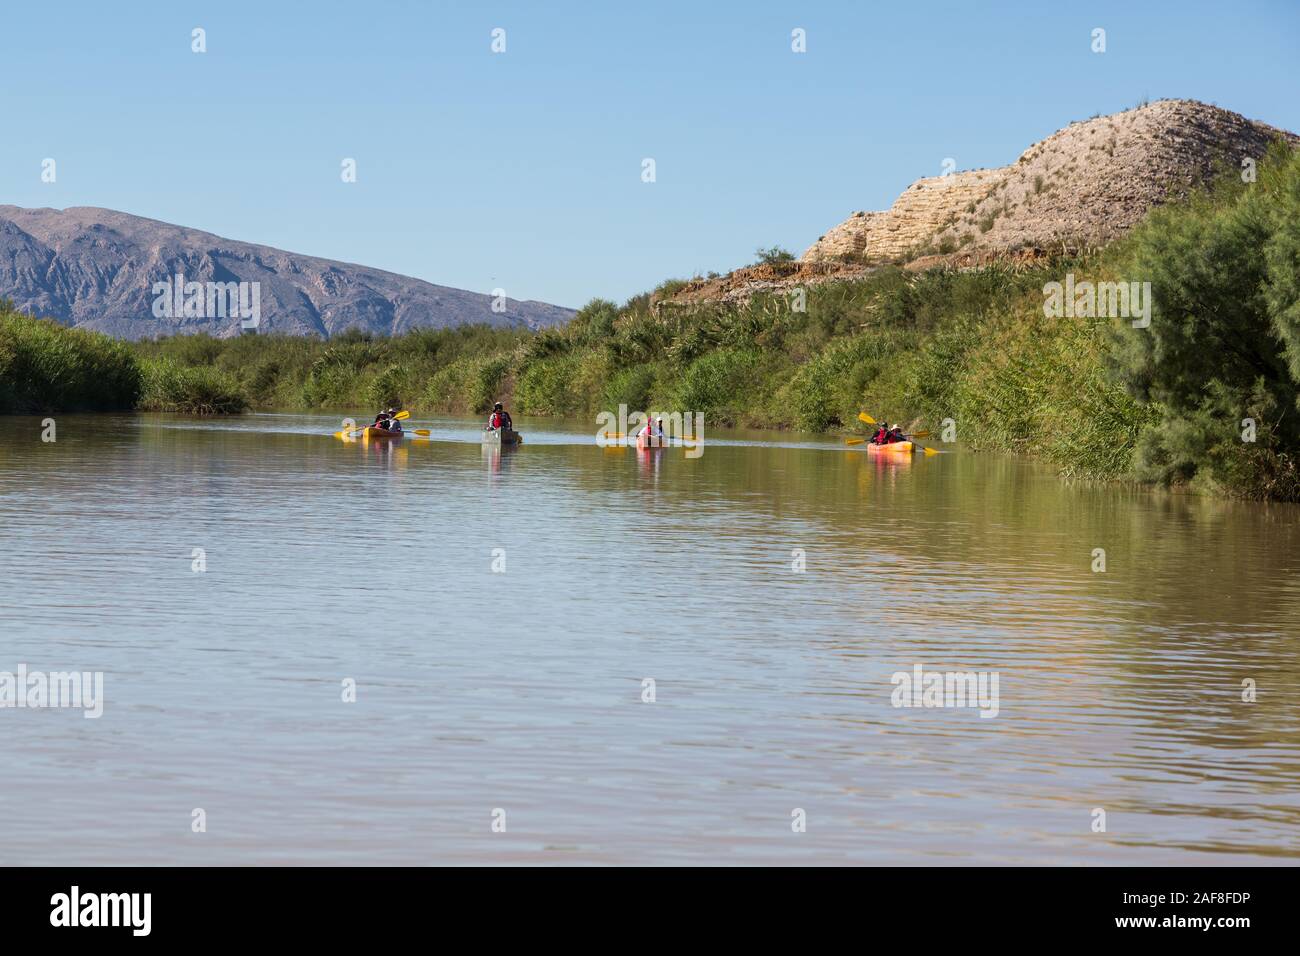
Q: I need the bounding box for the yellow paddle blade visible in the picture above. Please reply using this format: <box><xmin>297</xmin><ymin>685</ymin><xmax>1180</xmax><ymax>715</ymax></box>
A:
<box><xmin>394</xmin><ymin>410</ymin><xmax>411</xmax><ymax>421</ymax></box>
<box><xmin>412</xmin><ymin>429</ymin><xmax>431</xmax><ymax>436</ymax></box>
<box><xmin>910</xmin><ymin>431</ymin><xmax>931</xmax><ymax>439</ymax></box>
<box><xmin>922</xmin><ymin>446</ymin><xmax>940</xmax><ymax>456</ymax></box>
<box><xmin>857</xmin><ymin>411</ymin><xmax>877</xmax><ymax>425</ymax></box>
<box><xmin>845</xmin><ymin>438</ymin><xmax>865</xmax><ymax>446</ymax></box>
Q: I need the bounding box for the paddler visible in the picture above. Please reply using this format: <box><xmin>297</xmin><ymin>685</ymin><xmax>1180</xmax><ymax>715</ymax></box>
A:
<box><xmin>487</xmin><ymin>402</ymin><xmax>513</xmax><ymax>431</ymax></box>
<box><xmin>636</xmin><ymin>416</ymin><xmax>666</xmax><ymax>446</ymax></box>
<box><xmin>872</xmin><ymin>422</ymin><xmax>890</xmax><ymax>445</ymax></box>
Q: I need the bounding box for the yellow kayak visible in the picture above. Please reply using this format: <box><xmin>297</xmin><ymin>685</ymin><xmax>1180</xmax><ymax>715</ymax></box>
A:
<box><xmin>867</xmin><ymin>440</ymin><xmax>913</xmax><ymax>454</ymax></box>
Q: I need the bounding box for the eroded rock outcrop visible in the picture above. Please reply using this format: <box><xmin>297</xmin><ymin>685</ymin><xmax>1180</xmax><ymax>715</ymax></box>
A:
<box><xmin>805</xmin><ymin>170</ymin><xmax>1000</xmax><ymax>263</ymax></box>
<box><xmin>802</xmin><ymin>99</ymin><xmax>1296</xmax><ymax>265</ymax></box>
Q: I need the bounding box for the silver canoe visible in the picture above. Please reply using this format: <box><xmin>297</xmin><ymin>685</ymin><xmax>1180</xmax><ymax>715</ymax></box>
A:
<box><xmin>482</xmin><ymin>427</ymin><xmax>523</xmax><ymax>446</ymax></box>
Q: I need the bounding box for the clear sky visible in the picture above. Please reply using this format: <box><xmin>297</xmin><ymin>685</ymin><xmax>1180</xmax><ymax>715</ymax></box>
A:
<box><xmin>2</xmin><ymin>0</ymin><xmax>1297</xmax><ymax>309</ymax></box>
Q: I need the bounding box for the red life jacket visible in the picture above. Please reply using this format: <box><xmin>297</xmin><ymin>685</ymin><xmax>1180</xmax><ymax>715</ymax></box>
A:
<box><xmin>874</xmin><ymin>426</ymin><xmax>888</xmax><ymax>444</ymax></box>
<box><xmin>489</xmin><ymin>412</ymin><xmax>503</xmax><ymax>429</ymax></box>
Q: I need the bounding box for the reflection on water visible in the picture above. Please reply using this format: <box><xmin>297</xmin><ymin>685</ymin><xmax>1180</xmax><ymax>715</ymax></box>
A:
<box><xmin>1</xmin><ymin>411</ymin><xmax>1298</xmax><ymax>864</ymax></box>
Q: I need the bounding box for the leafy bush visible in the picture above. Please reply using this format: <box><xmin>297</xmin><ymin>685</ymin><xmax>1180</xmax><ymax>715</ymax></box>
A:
<box><xmin>366</xmin><ymin>363</ymin><xmax>414</xmax><ymax>408</ymax></box>
<box><xmin>0</xmin><ymin>309</ymin><xmax>142</xmax><ymax>412</ymax></box>
<box><xmin>424</xmin><ymin>354</ymin><xmax>511</xmax><ymax>414</ymax></box>
<box><xmin>515</xmin><ymin>354</ymin><xmax>586</xmax><ymax>416</ymax></box>
<box><xmin>1108</xmin><ymin>140</ymin><xmax>1300</xmax><ymax>496</ymax></box>
<box><xmin>675</xmin><ymin>349</ymin><xmax>766</xmax><ymax>423</ymax></box>
<box><xmin>301</xmin><ymin>356</ymin><xmax>363</xmax><ymax>408</ymax></box>
<box><xmin>566</xmin><ymin>299</ymin><xmax>619</xmax><ymax>347</ymax></box>
<box><xmin>138</xmin><ymin>358</ymin><xmax>249</xmax><ymax>414</ymax></box>
<box><xmin>785</xmin><ymin>332</ymin><xmax>910</xmax><ymax>431</ymax></box>
<box><xmin>601</xmin><ymin>364</ymin><xmax>659</xmax><ymax>413</ymax></box>
<box><xmin>652</xmin><ymin>279</ymin><xmax>690</xmax><ymax>300</ymax></box>
<box><xmin>754</xmin><ymin>246</ymin><xmax>795</xmax><ymax>264</ymax></box>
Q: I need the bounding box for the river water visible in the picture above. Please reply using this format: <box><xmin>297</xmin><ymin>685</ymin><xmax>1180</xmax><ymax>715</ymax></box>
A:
<box><xmin>2</xmin><ymin>411</ymin><xmax>1298</xmax><ymax>864</ymax></box>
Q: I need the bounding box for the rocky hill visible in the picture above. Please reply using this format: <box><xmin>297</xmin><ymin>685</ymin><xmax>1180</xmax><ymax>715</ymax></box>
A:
<box><xmin>805</xmin><ymin>99</ymin><xmax>1295</xmax><ymax>265</ymax></box>
<box><xmin>0</xmin><ymin>206</ymin><xmax>573</xmax><ymax>339</ymax></box>
<box><xmin>664</xmin><ymin>99</ymin><xmax>1296</xmax><ymax>306</ymax></box>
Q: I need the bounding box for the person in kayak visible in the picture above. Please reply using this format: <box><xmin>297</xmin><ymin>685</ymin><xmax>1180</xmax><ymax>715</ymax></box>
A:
<box><xmin>887</xmin><ymin>423</ymin><xmax>906</xmax><ymax>443</ymax></box>
<box><xmin>871</xmin><ymin>423</ymin><xmax>890</xmax><ymax>445</ymax></box>
<box><xmin>373</xmin><ymin>407</ymin><xmax>402</xmax><ymax>432</ymax></box>
<box><xmin>637</xmin><ymin>417</ymin><xmax>666</xmax><ymax>445</ymax></box>
<box><xmin>487</xmin><ymin>402</ymin><xmax>513</xmax><ymax>431</ymax></box>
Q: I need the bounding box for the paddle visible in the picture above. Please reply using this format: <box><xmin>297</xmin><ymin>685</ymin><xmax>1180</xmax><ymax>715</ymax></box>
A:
<box><xmin>334</xmin><ymin>410</ymin><xmax>411</xmax><ymax>439</ymax></box>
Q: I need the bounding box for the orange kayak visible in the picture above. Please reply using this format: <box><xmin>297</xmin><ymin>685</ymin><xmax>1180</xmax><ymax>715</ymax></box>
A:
<box><xmin>867</xmin><ymin>440</ymin><xmax>913</xmax><ymax>454</ymax></box>
<box><xmin>364</xmin><ymin>426</ymin><xmax>404</xmax><ymax>439</ymax></box>
<box><xmin>636</xmin><ymin>435</ymin><xmax>668</xmax><ymax>450</ymax></box>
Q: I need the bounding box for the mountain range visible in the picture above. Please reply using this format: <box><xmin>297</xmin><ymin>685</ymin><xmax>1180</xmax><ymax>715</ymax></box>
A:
<box><xmin>0</xmin><ymin>205</ymin><xmax>574</xmax><ymax>339</ymax></box>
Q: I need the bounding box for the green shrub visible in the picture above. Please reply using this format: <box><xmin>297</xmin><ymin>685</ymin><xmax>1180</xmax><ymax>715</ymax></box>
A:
<box><xmin>601</xmin><ymin>364</ymin><xmax>659</xmax><ymax>413</ymax></box>
<box><xmin>148</xmin><ymin>333</ymin><xmax>226</xmax><ymax>367</ymax></box>
<box><xmin>366</xmin><ymin>363</ymin><xmax>414</xmax><ymax>408</ymax></box>
<box><xmin>138</xmin><ymin>358</ymin><xmax>248</xmax><ymax>414</ymax></box>
<box><xmin>1108</xmin><ymin>140</ymin><xmax>1300</xmax><ymax>496</ymax></box>
<box><xmin>566</xmin><ymin>299</ymin><xmax>619</xmax><ymax>347</ymax></box>
<box><xmin>0</xmin><ymin>310</ymin><xmax>142</xmax><ymax>413</ymax></box>
<box><xmin>754</xmin><ymin>246</ymin><xmax>795</xmax><ymax>264</ymax></box>
<box><xmin>785</xmin><ymin>332</ymin><xmax>908</xmax><ymax>431</ymax></box>
<box><xmin>424</xmin><ymin>354</ymin><xmax>511</xmax><ymax>413</ymax></box>
<box><xmin>675</xmin><ymin>349</ymin><xmax>766</xmax><ymax>423</ymax></box>
<box><xmin>515</xmin><ymin>354</ymin><xmax>586</xmax><ymax>416</ymax></box>
<box><xmin>300</xmin><ymin>359</ymin><xmax>362</xmax><ymax>408</ymax></box>
<box><xmin>652</xmin><ymin>279</ymin><xmax>690</xmax><ymax>300</ymax></box>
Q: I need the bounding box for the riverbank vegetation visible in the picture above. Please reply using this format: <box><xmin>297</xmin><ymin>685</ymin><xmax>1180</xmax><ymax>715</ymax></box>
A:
<box><xmin>0</xmin><ymin>303</ymin><xmax>250</xmax><ymax>415</ymax></box>
<box><xmin>0</xmin><ymin>307</ymin><xmax>141</xmax><ymax>413</ymax></box>
<box><xmin>2</xmin><ymin>144</ymin><xmax>1296</xmax><ymax>498</ymax></box>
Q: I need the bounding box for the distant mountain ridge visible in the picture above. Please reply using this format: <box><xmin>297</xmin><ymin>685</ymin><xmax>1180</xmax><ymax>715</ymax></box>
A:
<box><xmin>0</xmin><ymin>205</ymin><xmax>574</xmax><ymax>339</ymax></box>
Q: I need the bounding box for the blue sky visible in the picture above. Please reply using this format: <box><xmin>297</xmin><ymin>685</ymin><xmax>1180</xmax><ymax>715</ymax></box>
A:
<box><xmin>2</xmin><ymin>0</ymin><xmax>1297</xmax><ymax>309</ymax></box>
